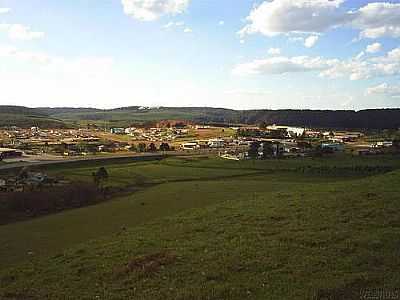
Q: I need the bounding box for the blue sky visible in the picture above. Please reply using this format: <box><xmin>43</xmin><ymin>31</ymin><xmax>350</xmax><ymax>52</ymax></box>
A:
<box><xmin>0</xmin><ymin>0</ymin><xmax>399</xmax><ymax>110</ymax></box>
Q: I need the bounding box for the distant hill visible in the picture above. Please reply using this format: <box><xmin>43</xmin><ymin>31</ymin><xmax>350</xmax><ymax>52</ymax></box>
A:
<box><xmin>0</xmin><ymin>106</ymin><xmax>66</xmax><ymax>128</ymax></box>
<box><xmin>43</xmin><ymin>106</ymin><xmax>400</xmax><ymax>129</ymax></box>
<box><xmin>1</xmin><ymin>106</ymin><xmax>400</xmax><ymax>129</ymax></box>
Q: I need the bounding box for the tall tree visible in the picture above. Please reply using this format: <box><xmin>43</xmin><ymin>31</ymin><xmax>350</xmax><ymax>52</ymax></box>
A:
<box><xmin>148</xmin><ymin>143</ymin><xmax>157</xmax><ymax>152</ymax></box>
<box><xmin>93</xmin><ymin>167</ymin><xmax>109</xmax><ymax>190</ymax></box>
<box><xmin>248</xmin><ymin>142</ymin><xmax>260</xmax><ymax>159</ymax></box>
<box><xmin>262</xmin><ymin>142</ymin><xmax>274</xmax><ymax>159</ymax></box>
<box><xmin>159</xmin><ymin>143</ymin><xmax>170</xmax><ymax>152</ymax></box>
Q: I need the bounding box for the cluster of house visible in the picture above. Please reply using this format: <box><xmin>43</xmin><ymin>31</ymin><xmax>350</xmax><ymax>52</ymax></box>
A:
<box><xmin>0</xmin><ymin>126</ymin><xmax>105</xmax><ymax>156</ymax></box>
<box><xmin>181</xmin><ymin>139</ymin><xmax>227</xmax><ymax>150</ymax></box>
<box><xmin>0</xmin><ymin>171</ymin><xmax>57</xmax><ymax>193</ymax></box>
<box><xmin>110</xmin><ymin>126</ymin><xmax>189</xmax><ymax>142</ymax></box>
<box><xmin>2</xmin><ymin>123</ymin><xmax>397</xmax><ymax>160</ymax></box>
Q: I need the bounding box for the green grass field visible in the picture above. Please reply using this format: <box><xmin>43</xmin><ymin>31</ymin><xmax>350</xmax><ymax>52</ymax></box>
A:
<box><xmin>1</xmin><ymin>155</ymin><xmax>400</xmax><ymax>299</ymax></box>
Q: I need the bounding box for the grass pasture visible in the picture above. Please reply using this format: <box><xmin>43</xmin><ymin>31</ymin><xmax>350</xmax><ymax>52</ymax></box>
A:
<box><xmin>1</xmin><ymin>154</ymin><xmax>400</xmax><ymax>299</ymax></box>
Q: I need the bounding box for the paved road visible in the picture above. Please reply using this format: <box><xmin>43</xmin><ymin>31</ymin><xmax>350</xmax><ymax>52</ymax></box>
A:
<box><xmin>0</xmin><ymin>149</ymin><xmax>221</xmax><ymax>172</ymax></box>
<box><xmin>0</xmin><ymin>152</ymin><xmax>172</xmax><ymax>171</ymax></box>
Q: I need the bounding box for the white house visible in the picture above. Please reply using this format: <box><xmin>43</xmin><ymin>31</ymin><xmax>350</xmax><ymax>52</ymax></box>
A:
<box><xmin>181</xmin><ymin>142</ymin><xmax>200</xmax><ymax>150</ymax></box>
<box><xmin>208</xmin><ymin>139</ymin><xmax>225</xmax><ymax>148</ymax></box>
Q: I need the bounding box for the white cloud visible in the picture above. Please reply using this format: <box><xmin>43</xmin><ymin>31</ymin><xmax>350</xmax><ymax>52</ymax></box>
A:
<box><xmin>0</xmin><ymin>24</ymin><xmax>45</xmax><ymax>41</ymax></box>
<box><xmin>219</xmin><ymin>21</ymin><xmax>225</xmax><ymax>26</ymax></box>
<box><xmin>289</xmin><ymin>36</ymin><xmax>304</xmax><ymax>43</ymax></box>
<box><xmin>163</xmin><ymin>21</ymin><xmax>184</xmax><ymax>29</ymax></box>
<box><xmin>366</xmin><ymin>83</ymin><xmax>400</xmax><ymax>97</ymax></box>
<box><xmin>163</xmin><ymin>22</ymin><xmax>175</xmax><ymax>29</ymax></box>
<box><xmin>234</xmin><ymin>47</ymin><xmax>400</xmax><ymax>80</ymax></box>
<box><xmin>239</xmin><ymin>1</ymin><xmax>400</xmax><ymax>40</ymax></box>
<box><xmin>232</xmin><ymin>55</ymin><xmax>334</xmax><ymax>76</ymax></box>
<box><xmin>0</xmin><ymin>8</ymin><xmax>11</xmax><ymax>14</ymax></box>
<box><xmin>121</xmin><ymin>0</ymin><xmax>190</xmax><ymax>21</ymax></box>
<box><xmin>321</xmin><ymin>47</ymin><xmax>400</xmax><ymax>80</ymax></box>
<box><xmin>366</xmin><ymin>42</ymin><xmax>382</xmax><ymax>53</ymax></box>
<box><xmin>352</xmin><ymin>2</ymin><xmax>400</xmax><ymax>39</ymax></box>
<box><xmin>183</xmin><ymin>27</ymin><xmax>192</xmax><ymax>33</ymax></box>
<box><xmin>268</xmin><ymin>48</ymin><xmax>281</xmax><ymax>55</ymax></box>
<box><xmin>304</xmin><ymin>35</ymin><xmax>319</xmax><ymax>48</ymax></box>
<box><xmin>239</xmin><ymin>0</ymin><xmax>347</xmax><ymax>37</ymax></box>
<box><xmin>355</xmin><ymin>51</ymin><xmax>365</xmax><ymax>60</ymax></box>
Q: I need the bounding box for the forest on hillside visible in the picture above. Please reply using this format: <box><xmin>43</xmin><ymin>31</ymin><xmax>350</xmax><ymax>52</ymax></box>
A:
<box><xmin>1</xmin><ymin>106</ymin><xmax>400</xmax><ymax>129</ymax></box>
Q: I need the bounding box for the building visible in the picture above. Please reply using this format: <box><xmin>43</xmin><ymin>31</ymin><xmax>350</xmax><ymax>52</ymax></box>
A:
<box><xmin>321</xmin><ymin>143</ymin><xmax>345</xmax><ymax>152</ymax></box>
<box><xmin>374</xmin><ymin>141</ymin><xmax>393</xmax><ymax>148</ymax></box>
<box><xmin>208</xmin><ymin>139</ymin><xmax>225</xmax><ymax>148</ymax></box>
<box><xmin>0</xmin><ymin>148</ymin><xmax>23</xmax><ymax>159</ymax></box>
<box><xmin>181</xmin><ymin>142</ymin><xmax>200</xmax><ymax>150</ymax></box>
<box><xmin>124</xmin><ymin>127</ymin><xmax>137</xmax><ymax>135</ymax></box>
<box><xmin>267</xmin><ymin>125</ymin><xmax>306</xmax><ymax>137</ymax></box>
<box><xmin>110</xmin><ymin>128</ymin><xmax>125</xmax><ymax>135</ymax></box>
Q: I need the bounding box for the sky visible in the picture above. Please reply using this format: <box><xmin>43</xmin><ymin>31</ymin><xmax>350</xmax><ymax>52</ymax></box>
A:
<box><xmin>0</xmin><ymin>0</ymin><xmax>399</xmax><ymax>110</ymax></box>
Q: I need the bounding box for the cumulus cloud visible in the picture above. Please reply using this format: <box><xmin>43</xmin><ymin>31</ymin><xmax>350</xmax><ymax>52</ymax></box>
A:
<box><xmin>121</xmin><ymin>0</ymin><xmax>190</xmax><ymax>21</ymax></box>
<box><xmin>239</xmin><ymin>0</ymin><xmax>347</xmax><ymax>37</ymax></box>
<box><xmin>304</xmin><ymin>35</ymin><xmax>319</xmax><ymax>48</ymax></box>
<box><xmin>366</xmin><ymin>42</ymin><xmax>382</xmax><ymax>53</ymax></box>
<box><xmin>268</xmin><ymin>48</ymin><xmax>281</xmax><ymax>55</ymax></box>
<box><xmin>352</xmin><ymin>2</ymin><xmax>400</xmax><ymax>39</ymax></box>
<box><xmin>366</xmin><ymin>83</ymin><xmax>400</xmax><ymax>97</ymax></box>
<box><xmin>0</xmin><ymin>24</ymin><xmax>45</xmax><ymax>40</ymax></box>
<box><xmin>321</xmin><ymin>47</ymin><xmax>400</xmax><ymax>80</ymax></box>
<box><xmin>232</xmin><ymin>55</ymin><xmax>335</xmax><ymax>76</ymax></box>
<box><xmin>219</xmin><ymin>21</ymin><xmax>225</xmax><ymax>26</ymax></box>
<box><xmin>234</xmin><ymin>47</ymin><xmax>400</xmax><ymax>80</ymax></box>
<box><xmin>239</xmin><ymin>1</ymin><xmax>400</xmax><ymax>40</ymax></box>
<box><xmin>0</xmin><ymin>8</ymin><xmax>11</xmax><ymax>14</ymax></box>
<box><xmin>183</xmin><ymin>27</ymin><xmax>192</xmax><ymax>33</ymax></box>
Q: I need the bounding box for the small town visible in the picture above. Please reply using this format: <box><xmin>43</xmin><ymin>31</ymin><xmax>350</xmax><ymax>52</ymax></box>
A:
<box><xmin>2</xmin><ymin>1</ymin><xmax>400</xmax><ymax>298</ymax></box>
<box><xmin>1</xmin><ymin>121</ymin><xmax>398</xmax><ymax>193</ymax></box>
<box><xmin>0</xmin><ymin>122</ymin><xmax>397</xmax><ymax>161</ymax></box>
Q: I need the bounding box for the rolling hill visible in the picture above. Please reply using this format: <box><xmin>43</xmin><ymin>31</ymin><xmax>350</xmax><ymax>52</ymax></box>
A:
<box><xmin>43</xmin><ymin>106</ymin><xmax>400</xmax><ymax>129</ymax></box>
<box><xmin>0</xmin><ymin>106</ymin><xmax>66</xmax><ymax>128</ymax></box>
<box><xmin>1</xmin><ymin>105</ymin><xmax>400</xmax><ymax>129</ymax></box>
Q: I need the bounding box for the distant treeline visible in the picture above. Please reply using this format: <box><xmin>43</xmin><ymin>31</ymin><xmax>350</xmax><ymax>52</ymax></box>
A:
<box><xmin>1</xmin><ymin>106</ymin><xmax>400</xmax><ymax>129</ymax></box>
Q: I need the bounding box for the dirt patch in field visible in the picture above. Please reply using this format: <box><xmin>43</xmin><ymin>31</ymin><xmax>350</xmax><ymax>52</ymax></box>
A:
<box><xmin>115</xmin><ymin>251</ymin><xmax>177</xmax><ymax>278</ymax></box>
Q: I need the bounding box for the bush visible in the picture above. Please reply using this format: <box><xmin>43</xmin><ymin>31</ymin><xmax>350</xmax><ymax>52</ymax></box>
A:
<box><xmin>0</xmin><ymin>183</ymin><xmax>102</xmax><ymax>221</ymax></box>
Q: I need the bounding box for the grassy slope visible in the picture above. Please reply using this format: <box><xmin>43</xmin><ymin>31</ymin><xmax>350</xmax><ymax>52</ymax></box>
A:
<box><xmin>49</xmin><ymin>109</ymin><xmax>207</xmax><ymax>127</ymax></box>
<box><xmin>0</xmin><ymin>107</ymin><xmax>66</xmax><ymax>128</ymax></box>
<box><xmin>1</xmin><ymin>156</ymin><xmax>400</xmax><ymax>299</ymax></box>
